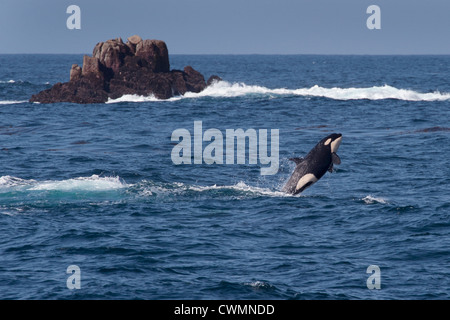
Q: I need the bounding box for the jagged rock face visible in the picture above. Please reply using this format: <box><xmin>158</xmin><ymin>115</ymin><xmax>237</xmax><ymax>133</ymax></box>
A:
<box><xmin>29</xmin><ymin>35</ymin><xmax>214</xmax><ymax>104</ymax></box>
<box><xmin>92</xmin><ymin>38</ymin><xmax>131</xmax><ymax>74</ymax></box>
<box><xmin>184</xmin><ymin>66</ymin><xmax>207</xmax><ymax>93</ymax></box>
<box><xmin>135</xmin><ymin>39</ymin><xmax>170</xmax><ymax>73</ymax></box>
<box><xmin>127</xmin><ymin>35</ymin><xmax>142</xmax><ymax>45</ymax></box>
<box><xmin>69</xmin><ymin>64</ymin><xmax>82</xmax><ymax>82</ymax></box>
<box><xmin>82</xmin><ymin>56</ymin><xmax>105</xmax><ymax>81</ymax></box>
<box><xmin>125</xmin><ymin>35</ymin><xmax>142</xmax><ymax>54</ymax></box>
<box><xmin>207</xmin><ymin>75</ymin><xmax>222</xmax><ymax>87</ymax></box>
<box><xmin>29</xmin><ymin>79</ymin><xmax>108</xmax><ymax>104</ymax></box>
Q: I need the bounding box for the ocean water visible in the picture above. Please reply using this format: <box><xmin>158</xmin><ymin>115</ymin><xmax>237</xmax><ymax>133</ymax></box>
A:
<box><xmin>0</xmin><ymin>54</ymin><xmax>449</xmax><ymax>300</ymax></box>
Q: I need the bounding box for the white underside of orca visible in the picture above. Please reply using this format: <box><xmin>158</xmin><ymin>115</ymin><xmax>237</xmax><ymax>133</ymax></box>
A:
<box><xmin>331</xmin><ymin>136</ymin><xmax>342</xmax><ymax>154</ymax></box>
<box><xmin>295</xmin><ymin>173</ymin><xmax>318</xmax><ymax>193</ymax></box>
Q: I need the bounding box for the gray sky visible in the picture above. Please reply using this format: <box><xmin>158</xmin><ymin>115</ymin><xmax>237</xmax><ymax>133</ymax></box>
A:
<box><xmin>1</xmin><ymin>0</ymin><xmax>449</xmax><ymax>54</ymax></box>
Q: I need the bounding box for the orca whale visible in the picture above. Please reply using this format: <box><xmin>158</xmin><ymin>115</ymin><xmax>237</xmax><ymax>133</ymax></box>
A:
<box><xmin>282</xmin><ymin>133</ymin><xmax>342</xmax><ymax>195</ymax></box>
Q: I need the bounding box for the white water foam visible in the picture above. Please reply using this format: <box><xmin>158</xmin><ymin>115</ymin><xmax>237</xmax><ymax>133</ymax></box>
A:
<box><xmin>0</xmin><ymin>100</ymin><xmax>28</xmax><ymax>105</ymax></box>
<box><xmin>0</xmin><ymin>80</ymin><xmax>16</xmax><ymax>84</ymax></box>
<box><xmin>188</xmin><ymin>181</ymin><xmax>290</xmax><ymax>197</ymax></box>
<box><xmin>0</xmin><ymin>175</ymin><xmax>128</xmax><ymax>192</ymax></box>
<box><xmin>0</xmin><ymin>80</ymin><xmax>49</xmax><ymax>85</ymax></box>
<box><xmin>293</xmin><ymin>84</ymin><xmax>450</xmax><ymax>101</ymax></box>
<box><xmin>0</xmin><ymin>175</ymin><xmax>36</xmax><ymax>188</ymax></box>
<box><xmin>244</xmin><ymin>281</ymin><xmax>274</xmax><ymax>289</ymax></box>
<box><xmin>106</xmin><ymin>81</ymin><xmax>450</xmax><ymax>103</ymax></box>
<box><xmin>1</xmin><ymin>176</ymin><xmax>285</xmax><ymax>197</ymax></box>
<box><xmin>135</xmin><ymin>180</ymin><xmax>291</xmax><ymax>198</ymax></box>
<box><xmin>106</xmin><ymin>94</ymin><xmax>166</xmax><ymax>104</ymax></box>
<box><xmin>362</xmin><ymin>195</ymin><xmax>388</xmax><ymax>204</ymax></box>
<box><xmin>183</xmin><ymin>81</ymin><xmax>286</xmax><ymax>98</ymax></box>
<box><xmin>30</xmin><ymin>175</ymin><xmax>128</xmax><ymax>191</ymax></box>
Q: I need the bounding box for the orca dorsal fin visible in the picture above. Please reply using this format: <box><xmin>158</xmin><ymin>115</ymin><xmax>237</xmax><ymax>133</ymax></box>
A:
<box><xmin>331</xmin><ymin>152</ymin><xmax>341</xmax><ymax>165</ymax></box>
<box><xmin>289</xmin><ymin>157</ymin><xmax>304</xmax><ymax>165</ymax></box>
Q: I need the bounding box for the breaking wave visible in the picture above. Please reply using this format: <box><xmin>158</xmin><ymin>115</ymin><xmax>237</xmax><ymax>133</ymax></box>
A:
<box><xmin>362</xmin><ymin>195</ymin><xmax>389</xmax><ymax>204</ymax></box>
<box><xmin>107</xmin><ymin>81</ymin><xmax>450</xmax><ymax>103</ymax></box>
<box><xmin>105</xmin><ymin>94</ymin><xmax>177</xmax><ymax>104</ymax></box>
<box><xmin>0</xmin><ymin>100</ymin><xmax>28</xmax><ymax>105</ymax></box>
<box><xmin>0</xmin><ymin>175</ymin><xmax>128</xmax><ymax>192</ymax></box>
<box><xmin>291</xmin><ymin>84</ymin><xmax>450</xmax><ymax>101</ymax></box>
<box><xmin>0</xmin><ymin>80</ymin><xmax>17</xmax><ymax>84</ymax></box>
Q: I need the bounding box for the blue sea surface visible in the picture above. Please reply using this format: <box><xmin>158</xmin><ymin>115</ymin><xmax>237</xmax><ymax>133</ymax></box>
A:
<box><xmin>0</xmin><ymin>54</ymin><xmax>449</xmax><ymax>299</ymax></box>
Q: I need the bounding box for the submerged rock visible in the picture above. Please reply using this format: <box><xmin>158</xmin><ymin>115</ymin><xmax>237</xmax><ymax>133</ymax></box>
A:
<box><xmin>30</xmin><ymin>35</ymin><xmax>216</xmax><ymax>103</ymax></box>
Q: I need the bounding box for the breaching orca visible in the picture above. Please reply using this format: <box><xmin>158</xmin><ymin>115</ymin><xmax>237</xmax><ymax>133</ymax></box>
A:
<box><xmin>282</xmin><ymin>133</ymin><xmax>342</xmax><ymax>195</ymax></box>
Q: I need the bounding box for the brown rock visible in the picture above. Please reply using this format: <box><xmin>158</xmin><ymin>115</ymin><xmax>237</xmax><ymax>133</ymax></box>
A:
<box><xmin>184</xmin><ymin>66</ymin><xmax>206</xmax><ymax>93</ymax></box>
<box><xmin>127</xmin><ymin>35</ymin><xmax>142</xmax><ymax>45</ymax></box>
<box><xmin>171</xmin><ymin>70</ymin><xmax>188</xmax><ymax>96</ymax></box>
<box><xmin>206</xmin><ymin>75</ymin><xmax>222</xmax><ymax>86</ymax></box>
<box><xmin>29</xmin><ymin>35</ymin><xmax>216</xmax><ymax>104</ymax></box>
<box><xmin>92</xmin><ymin>38</ymin><xmax>131</xmax><ymax>74</ymax></box>
<box><xmin>135</xmin><ymin>39</ymin><xmax>170</xmax><ymax>73</ymax></box>
<box><xmin>82</xmin><ymin>56</ymin><xmax>103</xmax><ymax>80</ymax></box>
<box><xmin>70</xmin><ymin>64</ymin><xmax>82</xmax><ymax>82</ymax></box>
<box><xmin>125</xmin><ymin>35</ymin><xmax>142</xmax><ymax>54</ymax></box>
<box><xmin>29</xmin><ymin>80</ymin><xmax>108</xmax><ymax>104</ymax></box>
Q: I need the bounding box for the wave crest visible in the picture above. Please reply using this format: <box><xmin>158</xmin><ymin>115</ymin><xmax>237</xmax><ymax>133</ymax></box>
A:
<box><xmin>0</xmin><ymin>100</ymin><xmax>28</xmax><ymax>105</ymax></box>
<box><xmin>107</xmin><ymin>81</ymin><xmax>450</xmax><ymax>102</ymax></box>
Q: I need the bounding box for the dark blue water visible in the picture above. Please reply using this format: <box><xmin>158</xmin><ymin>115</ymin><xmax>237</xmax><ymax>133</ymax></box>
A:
<box><xmin>1</xmin><ymin>54</ymin><xmax>449</xmax><ymax>299</ymax></box>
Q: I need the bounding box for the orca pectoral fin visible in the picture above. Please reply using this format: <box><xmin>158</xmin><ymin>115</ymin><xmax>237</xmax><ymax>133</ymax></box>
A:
<box><xmin>328</xmin><ymin>163</ymin><xmax>334</xmax><ymax>173</ymax></box>
<box><xmin>331</xmin><ymin>152</ymin><xmax>341</xmax><ymax>165</ymax></box>
<box><xmin>289</xmin><ymin>157</ymin><xmax>304</xmax><ymax>165</ymax></box>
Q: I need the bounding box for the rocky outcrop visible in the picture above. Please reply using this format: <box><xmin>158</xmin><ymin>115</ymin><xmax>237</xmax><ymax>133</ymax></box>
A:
<box><xmin>206</xmin><ymin>75</ymin><xmax>223</xmax><ymax>87</ymax></box>
<box><xmin>69</xmin><ymin>64</ymin><xmax>82</xmax><ymax>81</ymax></box>
<box><xmin>30</xmin><ymin>35</ymin><xmax>219</xmax><ymax>104</ymax></box>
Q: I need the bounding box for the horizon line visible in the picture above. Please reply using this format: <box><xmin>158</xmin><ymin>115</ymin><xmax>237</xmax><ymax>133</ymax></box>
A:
<box><xmin>1</xmin><ymin>52</ymin><xmax>450</xmax><ymax>56</ymax></box>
